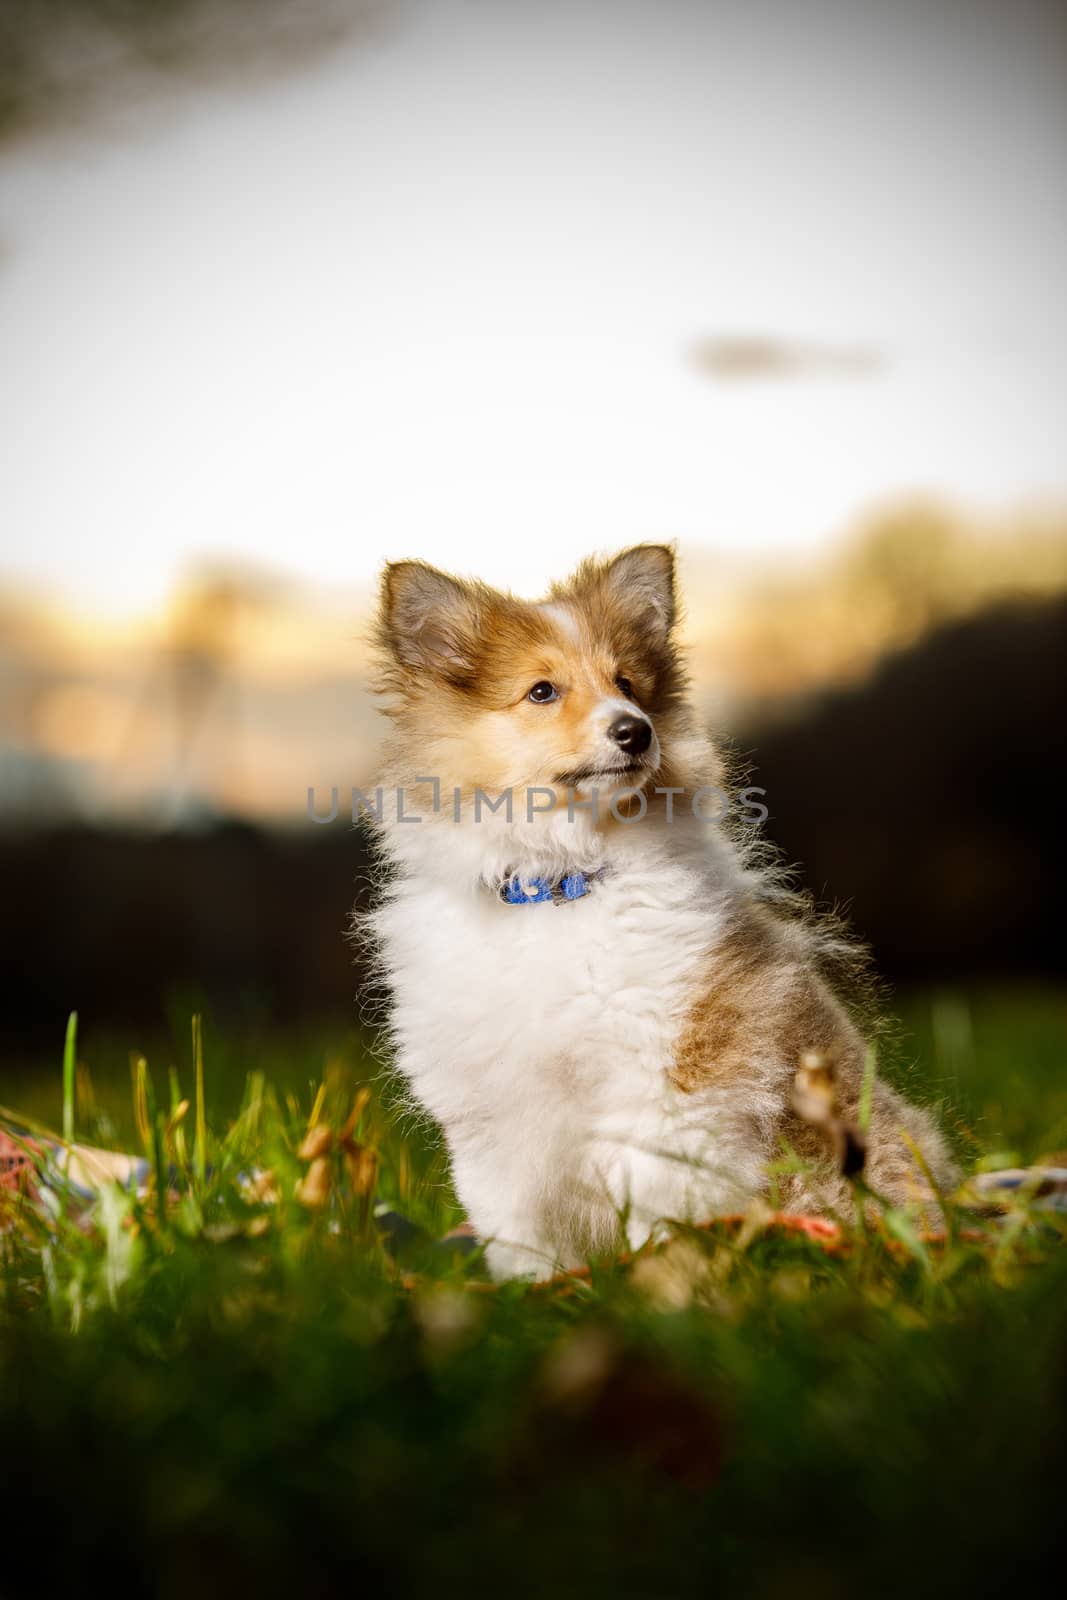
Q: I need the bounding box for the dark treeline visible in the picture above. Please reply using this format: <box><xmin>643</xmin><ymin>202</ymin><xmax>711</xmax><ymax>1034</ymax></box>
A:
<box><xmin>1</xmin><ymin>594</ymin><xmax>1063</xmax><ymax>1058</ymax></box>
<box><xmin>748</xmin><ymin>592</ymin><xmax>1065</xmax><ymax>981</ymax></box>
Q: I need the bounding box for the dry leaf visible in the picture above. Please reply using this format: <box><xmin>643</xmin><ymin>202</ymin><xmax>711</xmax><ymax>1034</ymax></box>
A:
<box><xmin>296</xmin><ymin>1156</ymin><xmax>332</xmax><ymax>1208</ymax></box>
<box><xmin>297</xmin><ymin>1124</ymin><xmax>334</xmax><ymax>1162</ymax></box>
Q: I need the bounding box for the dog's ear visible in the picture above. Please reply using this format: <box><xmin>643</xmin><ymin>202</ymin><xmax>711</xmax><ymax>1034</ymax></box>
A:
<box><xmin>601</xmin><ymin>544</ymin><xmax>676</xmax><ymax>643</ymax></box>
<box><xmin>378</xmin><ymin>561</ymin><xmax>481</xmax><ymax>681</ymax></box>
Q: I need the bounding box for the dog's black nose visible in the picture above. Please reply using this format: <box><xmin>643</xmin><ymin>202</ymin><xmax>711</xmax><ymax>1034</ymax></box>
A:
<box><xmin>607</xmin><ymin>714</ymin><xmax>652</xmax><ymax>755</ymax></box>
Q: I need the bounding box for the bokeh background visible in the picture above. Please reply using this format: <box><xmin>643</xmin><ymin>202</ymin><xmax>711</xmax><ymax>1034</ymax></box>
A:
<box><xmin>2</xmin><ymin>0</ymin><xmax>1065</xmax><ymax>1127</ymax></box>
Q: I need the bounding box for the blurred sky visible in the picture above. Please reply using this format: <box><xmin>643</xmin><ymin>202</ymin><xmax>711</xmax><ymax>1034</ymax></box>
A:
<box><xmin>2</xmin><ymin>0</ymin><xmax>1067</xmax><ymax>615</ymax></box>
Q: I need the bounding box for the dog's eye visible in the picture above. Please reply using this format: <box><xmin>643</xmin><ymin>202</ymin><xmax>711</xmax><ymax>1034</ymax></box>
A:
<box><xmin>615</xmin><ymin>675</ymin><xmax>634</xmax><ymax>699</ymax></box>
<box><xmin>527</xmin><ymin>681</ymin><xmax>559</xmax><ymax>704</ymax></box>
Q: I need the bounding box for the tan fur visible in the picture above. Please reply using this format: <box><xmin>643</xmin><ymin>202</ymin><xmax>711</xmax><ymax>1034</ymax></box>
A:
<box><xmin>671</xmin><ymin>903</ymin><xmax>957</xmax><ymax>1213</ymax></box>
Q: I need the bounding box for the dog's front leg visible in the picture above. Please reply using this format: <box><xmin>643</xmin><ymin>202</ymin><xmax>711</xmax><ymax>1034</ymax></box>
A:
<box><xmin>483</xmin><ymin>1230</ymin><xmax>563</xmax><ymax>1283</ymax></box>
<box><xmin>453</xmin><ymin>1171</ymin><xmax>569</xmax><ymax>1280</ymax></box>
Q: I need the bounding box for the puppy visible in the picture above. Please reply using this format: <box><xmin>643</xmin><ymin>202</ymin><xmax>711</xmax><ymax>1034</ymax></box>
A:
<box><xmin>366</xmin><ymin>545</ymin><xmax>955</xmax><ymax>1279</ymax></box>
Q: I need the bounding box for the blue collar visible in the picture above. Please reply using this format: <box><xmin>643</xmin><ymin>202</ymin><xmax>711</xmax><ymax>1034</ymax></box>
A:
<box><xmin>499</xmin><ymin>866</ymin><xmax>609</xmax><ymax>905</ymax></box>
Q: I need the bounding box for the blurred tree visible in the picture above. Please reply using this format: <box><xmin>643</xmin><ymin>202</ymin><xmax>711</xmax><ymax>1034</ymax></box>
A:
<box><xmin>0</xmin><ymin>0</ymin><xmax>392</xmax><ymax>144</ymax></box>
<box><xmin>838</xmin><ymin>506</ymin><xmax>963</xmax><ymax>642</ymax></box>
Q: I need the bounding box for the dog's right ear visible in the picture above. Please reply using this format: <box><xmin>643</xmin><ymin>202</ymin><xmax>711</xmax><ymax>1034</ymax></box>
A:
<box><xmin>378</xmin><ymin>561</ymin><xmax>481</xmax><ymax>682</ymax></box>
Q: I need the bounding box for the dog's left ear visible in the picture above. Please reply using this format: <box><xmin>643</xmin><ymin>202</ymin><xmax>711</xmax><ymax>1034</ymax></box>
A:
<box><xmin>603</xmin><ymin>544</ymin><xmax>676</xmax><ymax>643</ymax></box>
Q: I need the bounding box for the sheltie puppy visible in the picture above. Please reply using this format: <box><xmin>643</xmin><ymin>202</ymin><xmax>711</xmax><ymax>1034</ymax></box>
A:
<box><xmin>365</xmin><ymin>545</ymin><xmax>955</xmax><ymax>1279</ymax></box>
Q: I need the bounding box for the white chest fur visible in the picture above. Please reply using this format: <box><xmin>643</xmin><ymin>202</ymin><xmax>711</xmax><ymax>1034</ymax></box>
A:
<box><xmin>372</xmin><ymin>834</ymin><xmax>769</xmax><ymax>1279</ymax></box>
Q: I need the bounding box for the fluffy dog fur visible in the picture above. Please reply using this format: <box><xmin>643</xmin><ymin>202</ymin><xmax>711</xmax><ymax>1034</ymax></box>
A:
<box><xmin>365</xmin><ymin>545</ymin><xmax>955</xmax><ymax>1280</ymax></box>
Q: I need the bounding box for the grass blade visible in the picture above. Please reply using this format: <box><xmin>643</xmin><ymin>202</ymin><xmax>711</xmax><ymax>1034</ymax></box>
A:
<box><xmin>62</xmin><ymin>1011</ymin><xmax>77</xmax><ymax>1143</ymax></box>
<box><xmin>141</xmin><ymin>1062</ymin><xmax>168</xmax><ymax>1233</ymax></box>
<box><xmin>193</xmin><ymin>1013</ymin><xmax>207</xmax><ymax>1189</ymax></box>
<box><xmin>858</xmin><ymin>1046</ymin><xmax>877</xmax><ymax>1135</ymax></box>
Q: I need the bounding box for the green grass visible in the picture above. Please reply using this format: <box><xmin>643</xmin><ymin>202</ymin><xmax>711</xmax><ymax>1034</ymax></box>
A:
<box><xmin>895</xmin><ymin>986</ymin><xmax>1067</xmax><ymax>1161</ymax></box>
<box><xmin>2</xmin><ymin>988</ymin><xmax>1065</xmax><ymax>1598</ymax></box>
